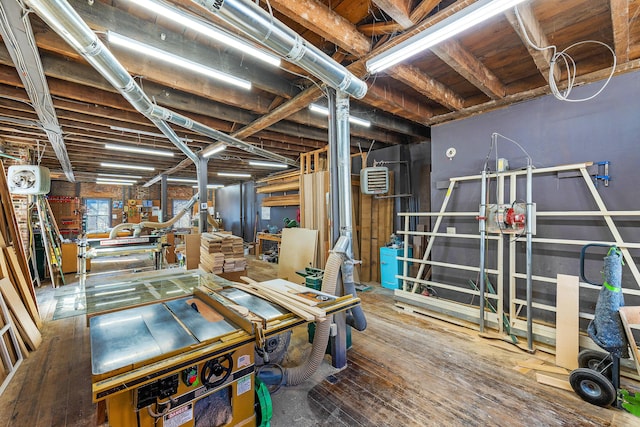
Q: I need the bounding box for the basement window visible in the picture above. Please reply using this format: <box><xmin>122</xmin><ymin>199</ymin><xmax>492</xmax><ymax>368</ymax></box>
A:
<box><xmin>85</xmin><ymin>198</ymin><xmax>111</xmax><ymax>232</ymax></box>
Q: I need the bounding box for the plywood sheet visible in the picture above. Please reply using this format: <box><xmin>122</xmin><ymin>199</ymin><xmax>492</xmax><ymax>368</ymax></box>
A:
<box><xmin>556</xmin><ymin>274</ymin><xmax>579</xmax><ymax>370</ymax></box>
<box><xmin>3</xmin><ymin>248</ymin><xmax>41</xmax><ymax>328</ymax></box>
<box><xmin>184</xmin><ymin>233</ymin><xmax>201</xmax><ymax>270</ymax></box>
<box><xmin>278</xmin><ymin>228</ymin><xmax>318</xmax><ymax>284</ymax></box>
<box><xmin>0</xmin><ymin>278</ymin><xmax>41</xmax><ymax>350</ymax></box>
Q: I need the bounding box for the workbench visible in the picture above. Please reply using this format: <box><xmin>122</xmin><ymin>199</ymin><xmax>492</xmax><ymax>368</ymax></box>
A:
<box><xmin>255</xmin><ymin>232</ymin><xmax>281</xmax><ymax>259</ymax></box>
<box><xmin>89</xmin><ymin>270</ymin><xmax>360</xmax><ymax>427</ymax></box>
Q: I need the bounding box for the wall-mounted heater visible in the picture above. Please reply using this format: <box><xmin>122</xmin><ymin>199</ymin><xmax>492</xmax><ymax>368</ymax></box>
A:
<box><xmin>7</xmin><ymin>165</ymin><xmax>51</xmax><ymax>195</ymax></box>
<box><xmin>360</xmin><ymin>166</ymin><xmax>389</xmax><ymax>195</ymax></box>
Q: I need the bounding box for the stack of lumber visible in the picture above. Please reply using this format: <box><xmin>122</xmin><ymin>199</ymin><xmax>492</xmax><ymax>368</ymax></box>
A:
<box><xmin>256</xmin><ymin>169</ymin><xmax>301</xmax><ymax>208</ymax></box>
<box><xmin>199</xmin><ymin>232</ymin><xmax>246</xmax><ymax>273</ymax></box>
<box><xmin>0</xmin><ymin>161</ymin><xmax>42</xmax><ymax>371</ymax></box>
<box><xmin>233</xmin><ymin>277</ymin><xmax>336</xmax><ymax>322</ymax></box>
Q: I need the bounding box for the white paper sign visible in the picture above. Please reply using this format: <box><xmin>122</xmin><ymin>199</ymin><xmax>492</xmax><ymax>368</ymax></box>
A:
<box><xmin>261</xmin><ymin>206</ymin><xmax>270</xmax><ymax>221</ymax></box>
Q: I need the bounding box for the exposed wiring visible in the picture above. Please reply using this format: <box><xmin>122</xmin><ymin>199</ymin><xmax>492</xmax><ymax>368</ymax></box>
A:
<box><xmin>514</xmin><ymin>6</ymin><xmax>616</xmax><ymax>103</ymax></box>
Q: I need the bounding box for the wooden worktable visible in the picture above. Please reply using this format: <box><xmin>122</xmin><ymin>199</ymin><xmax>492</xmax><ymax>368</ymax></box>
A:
<box><xmin>256</xmin><ymin>232</ymin><xmax>281</xmax><ymax>259</ymax></box>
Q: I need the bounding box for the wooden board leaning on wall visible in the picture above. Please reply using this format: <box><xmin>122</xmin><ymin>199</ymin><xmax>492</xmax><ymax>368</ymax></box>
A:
<box><xmin>0</xmin><ymin>161</ymin><xmax>42</xmax><ymax>357</ymax></box>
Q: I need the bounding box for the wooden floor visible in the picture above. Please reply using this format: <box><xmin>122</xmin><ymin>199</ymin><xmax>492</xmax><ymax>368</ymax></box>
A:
<box><xmin>1</xmin><ymin>257</ymin><xmax>638</xmax><ymax>426</ymax></box>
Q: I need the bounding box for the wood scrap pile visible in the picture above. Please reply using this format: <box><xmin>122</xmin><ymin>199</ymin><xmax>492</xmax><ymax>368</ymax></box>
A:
<box><xmin>199</xmin><ymin>232</ymin><xmax>246</xmax><ymax>274</ymax></box>
<box><xmin>0</xmin><ymin>161</ymin><xmax>42</xmax><ymax>391</ymax></box>
<box><xmin>232</xmin><ymin>277</ymin><xmax>331</xmax><ymax>322</ymax></box>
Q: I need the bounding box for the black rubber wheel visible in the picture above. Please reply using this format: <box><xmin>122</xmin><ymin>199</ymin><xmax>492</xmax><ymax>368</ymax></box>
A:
<box><xmin>569</xmin><ymin>368</ymin><xmax>616</xmax><ymax>407</ymax></box>
<box><xmin>577</xmin><ymin>349</ymin><xmax>613</xmax><ymax>379</ymax></box>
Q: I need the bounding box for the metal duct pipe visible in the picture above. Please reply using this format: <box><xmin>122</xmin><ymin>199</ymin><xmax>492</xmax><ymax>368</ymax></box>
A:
<box><xmin>336</xmin><ymin>90</ymin><xmax>366</xmax><ymax>332</ymax></box>
<box><xmin>149</xmin><ymin>107</ymin><xmax>297</xmax><ymax>167</ymax></box>
<box><xmin>192</xmin><ymin>0</ymin><xmax>367</xmax><ymax>99</ymax></box>
<box><xmin>25</xmin><ymin>0</ymin><xmax>199</xmax><ymax>165</ymax></box>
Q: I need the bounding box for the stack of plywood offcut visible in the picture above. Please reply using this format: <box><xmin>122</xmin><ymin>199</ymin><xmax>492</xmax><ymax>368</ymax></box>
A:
<box><xmin>199</xmin><ymin>232</ymin><xmax>247</xmax><ymax>273</ymax></box>
<box><xmin>0</xmin><ymin>161</ymin><xmax>42</xmax><ymax>389</ymax></box>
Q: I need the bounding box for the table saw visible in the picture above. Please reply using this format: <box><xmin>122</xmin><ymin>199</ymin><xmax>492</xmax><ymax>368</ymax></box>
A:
<box><xmin>89</xmin><ymin>271</ymin><xmax>360</xmax><ymax>427</ymax></box>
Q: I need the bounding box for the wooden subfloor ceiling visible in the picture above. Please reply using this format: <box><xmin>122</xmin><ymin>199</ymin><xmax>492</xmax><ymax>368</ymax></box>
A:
<box><xmin>0</xmin><ymin>258</ymin><xmax>637</xmax><ymax>426</ymax></box>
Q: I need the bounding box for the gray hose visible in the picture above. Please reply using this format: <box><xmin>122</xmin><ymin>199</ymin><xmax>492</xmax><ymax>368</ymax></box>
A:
<box><xmin>341</xmin><ymin>261</ymin><xmax>367</xmax><ymax>331</ymax></box>
<box><xmin>283</xmin><ymin>250</ymin><xmax>344</xmax><ymax>386</ymax></box>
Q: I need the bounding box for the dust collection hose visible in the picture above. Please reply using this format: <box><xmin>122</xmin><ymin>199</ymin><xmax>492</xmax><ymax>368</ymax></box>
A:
<box><xmin>283</xmin><ymin>250</ymin><xmax>343</xmax><ymax>386</ymax></box>
<box><xmin>108</xmin><ymin>193</ymin><xmax>199</xmax><ymax>239</ymax></box>
<box><xmin>258</xmin><ymin>250</ymin><xmax>343</xmax><ymax>386</ymax></box>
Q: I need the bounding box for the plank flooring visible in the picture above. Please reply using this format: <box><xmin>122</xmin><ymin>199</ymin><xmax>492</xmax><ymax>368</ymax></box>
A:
<box><xmin>0</xmin><ymin>257</ymin><xmax>638</xmax><ymax>426</ymax></box>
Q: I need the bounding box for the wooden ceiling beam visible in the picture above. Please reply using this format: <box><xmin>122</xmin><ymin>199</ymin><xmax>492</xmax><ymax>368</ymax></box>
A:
<box><xmin>432</xmin><ymin>39</ymin><xmax>507</xmax><ymax>99</ymax></box>
<box><xmin>427</xmin><ymin>57</ymin><xmax>640</xmax><ymax>125</ymax></box>
<box><xmin>610</xmin><ymin>0</ymin><xmax>630</xmax><ymax>62</ymax></box>
<box><xmin>505</xmin><ymin>5</ymin><xmax>561</xmax><ymax>84</ymax></box>
<box><xmin>410</xmin><ymin>0</ymin><xmax>443</xmax><ymax>23</ymax></box>
<box><xmin>388</xmin><ymin>65</ymin><xmax>465</xmax><ymax>110</ymax></box>
<box><xmin>371</xmin><ymin>0</ymin><xmax>414</xmax><ymax>28</ymax></box>
<box><xmin>266</xmin><ymin>0</ymin><xmax>371</xmax><ymax>56</ymax></box>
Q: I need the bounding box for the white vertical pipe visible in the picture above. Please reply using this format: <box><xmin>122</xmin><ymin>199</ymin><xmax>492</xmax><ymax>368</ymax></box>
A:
<box><xmin>526</xmin><ymin>164</ymin><xmax>534</xmax><ymax>351</ymax></box>
<box><xmin>479</xmin><ymin>170</ymin><xmax>487</xmax><ymax>332</ymax></box>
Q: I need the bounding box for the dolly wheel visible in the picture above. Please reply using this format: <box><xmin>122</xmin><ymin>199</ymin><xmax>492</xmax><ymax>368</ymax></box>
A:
<box><xmin>569</xmin><ymin>368</ymin><xmax>616</xmax><ymax>407</ymax></box>
<box><xmin>577</xmin><ymin>349</ymin><xmax>612</xmax><ymax>379</ymax></box>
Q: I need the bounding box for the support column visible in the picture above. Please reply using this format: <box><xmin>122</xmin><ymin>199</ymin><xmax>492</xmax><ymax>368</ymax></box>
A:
<box><xmin>160</xmin><ymin>174</ymin><xmax>168</xmax><ymax>223</ymax></box>
<box><xmin>330</xmin><ymin>90</ymin><xmax>354</xmax><ymax>369</ymax></box>
<box><xmin>198</xmin><ymin>157</ymin><xmax>208</xmax><ymax>233</ymax></box>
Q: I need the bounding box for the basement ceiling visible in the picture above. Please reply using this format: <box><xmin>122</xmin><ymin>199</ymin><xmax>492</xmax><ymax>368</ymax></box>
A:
<box><xmin>0</xmin><ymin>0</ymin><xmax>638</xmax><ymax>186</ymax></box>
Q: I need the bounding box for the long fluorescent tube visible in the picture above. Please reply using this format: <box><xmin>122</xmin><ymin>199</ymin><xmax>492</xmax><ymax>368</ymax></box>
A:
<box><xmin>309</xmin><ymin>104</ymin><xmax>371</xmax><ymax>127</ymax></box>
<box><xmin>192</xmin><ymin>184</ymin><xmax>225</xmax><ymax>189</ymax></box>
<box><xmin>98</xmin><ymin>173</ymin><xmax>143</xmax><ymax>179</ymax></box>
<box><xmin>366</xmin><ymin>0</ymin><xmax>528</xmax><ymax>73</ymax></box>
<box><xmin>202</xmin><ymin>142</ymin><xmax>227</xmax><ymax>158</ymax></box>
<box><xmin>105</xmin><ymin>143</ymin><xmax>174</xmax><ymax>157</ymax></box>
<box><xmin>218</xmin><ymin>172</ymin><xmax>251</xmax><ymax>178</ymax></box>
<box><xmin>249</xmin><ymin>160</ymin><xmax>288</xmax><ymax>169</ymax></box>
<box><xmin>124</xmin><ymin>0</ymin><xmax>280</xmax><ymax>67</ymax></box>
<box><xmin>167</xmin><ymin>177</ymin><xmax>198</xmax><ymax>183</ymax></box>
<box><xmin>101</xmin><ymin>162</ymin><xmax>155</xmax><ymax>171</ymax></box>
<box><xmin>96</xmin><ymin>180</ymin><xmax>134</xmax><ymax>186</ymax></box>
<box><xmin>107</xmin><ymin>32</ymin><xmax>252</xmax><ymax>90</ymax></box>
<box><xmin>109</xmin><ymin>126</ymin><xmax>193</xmax><ymax>143</ymax></box>
<box><xmin>96</xmin><ymin>178</ymin><xmax>137</xmax><ymax>183</ymax></box>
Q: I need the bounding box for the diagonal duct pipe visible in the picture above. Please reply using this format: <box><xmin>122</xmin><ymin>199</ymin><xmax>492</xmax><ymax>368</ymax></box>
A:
<box><xmin>24</xmin><ymin>0</ymin><xmax>199</xmax><ymax>166</ymax></box>
<box><xmin>191</xmin><ymin>0</ymin><xmax>367</xmax><ymax>99</ymax></box>
<box><xmin>24</xmin><ymin>0</ymin><xmax>294</xmax><ymax>170</ymax></box>
<box><xmin>0</xmin><ymin>0</ymin><xmax>74</xmax><ymax>181</ymax></box>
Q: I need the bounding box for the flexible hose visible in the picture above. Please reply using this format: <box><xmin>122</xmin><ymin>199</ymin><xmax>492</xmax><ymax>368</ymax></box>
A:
<box><xmin>108</xmin><ymin>194</ymin><xmax>199</xmax><ymax>239</ymax></box>
<box><xmin>341</xmin><ymin>261</ymin><xmax>367</xmax><ymax>331</ymax></box>
<box><xmin>282</xmin><ymin>250</ymin><xmax>344</xmax><ymax>386</ymax></box>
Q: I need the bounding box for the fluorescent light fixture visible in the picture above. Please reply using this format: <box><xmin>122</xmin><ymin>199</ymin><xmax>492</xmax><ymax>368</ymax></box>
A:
<box><xmin>109</xmin><ymin>126</ymin><xmax>192</xmax><ymax>143</ymax></box>
<box><xmin>167</xmin><ymin>177</ymin><xmax>198</xmax><ymax>183</ymax></box>
<box><xmin>105</xmin><ymin>143</ymin><xmax>174</xmax><ymax>157</ymax></box>
<box><xmin>218</xmin><ymin>172</ymin><xmax>251</xmax><ymax>178</ymax></box>
<box><xmin>366</xmin><ymin>0</ymin><xmax>528</xmax><ymax>73</ymax></box>
<box><xmin>309</xmin><ymin>104</ymin><xmax>371</xmax><ymax>127</ymax></box>
<box><xmin>101</xmin><ymin>162</ymin><xmax>155</xmax><ymax>171</ymax></box>
<box><xmin>249</xmin><ymin>160</ymin><xmax>288</xmax><ymax>169</ymax></box>
<box><xmin>96</xmin><ymin>177</ymin><xmax>137</xmax><ymax>183</ymax></box>
<box><xmin>192</xmin><ymin>184</ymin><xmax>225</xmax><ymax>189</ymax></box>
<box><xmin>125</xmin><ymin>0</ymin><xmax>280</xmax><ymax>67</ymax></box>
<box><xmin>202</xmin><ymin>142</ymin><xmax>227</xmax><ymax>158</ymax></box>
<box><xmin>96</xmin><ymin>180</ymin><xmax>134</xmax><ymax>186</ymax></box>
<box><xmin>98</xmin><ymin>173</ymin><xmax>143</xmax><ymax>179</ymax></box>
<box><xmin>107</xmin><ymin>32</ymin><xmax>252</xmax><ymax>90</ymax></box>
